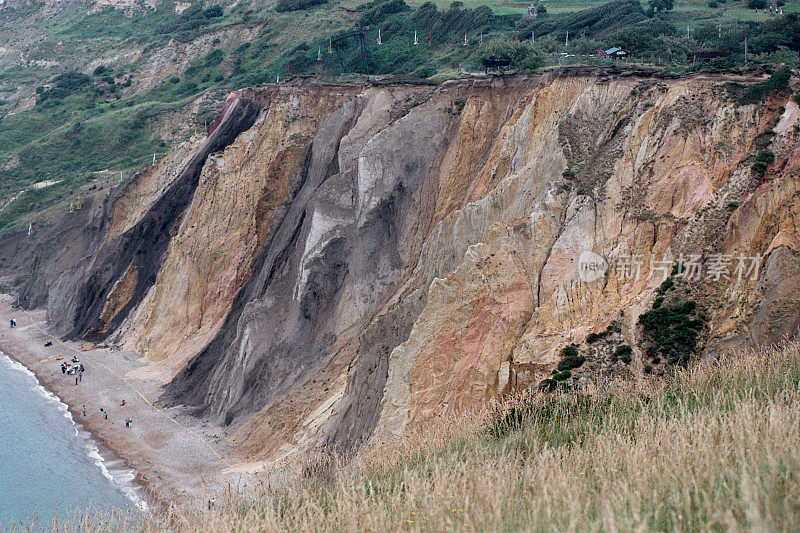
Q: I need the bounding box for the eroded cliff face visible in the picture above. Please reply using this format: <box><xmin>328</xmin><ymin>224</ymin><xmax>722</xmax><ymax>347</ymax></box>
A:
<box><xmin>7</xmin><ymin>70</ymin><xmax>800</xmax><ymax>462</ymax></box>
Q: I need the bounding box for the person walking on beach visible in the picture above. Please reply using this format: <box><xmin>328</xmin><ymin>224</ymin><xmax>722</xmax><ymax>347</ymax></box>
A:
<box><xmin>75</xmin><ymin>375</ymin><xmax>78</xmax><ymax>385</ymax></box>
<box><xmin>61</xmin><ymin>363</ymin><xmax>66</xmax><ymax>374</ymax></box>
<box><xmin>83</xmin><ymin>405</ymin><xmax>86</xmax><ymax>417</ymax></box>
<box><xmin>9</xmin><ymin>318</ymin><xmax>16</xmax><ymax>328</ymax></box>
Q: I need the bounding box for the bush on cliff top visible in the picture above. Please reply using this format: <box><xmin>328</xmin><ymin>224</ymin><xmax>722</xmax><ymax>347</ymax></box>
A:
<box><xmin>739</xmin><ymin>68</ymin><xmax>792</xmax><ymax>105</ymax></box>
<box><xmin>469</xmin><ymin>40</ymin><xmax>544</xmax><ymax>71</ymax></box>
<box><xmin>276</xmin><ymin>0</ymin><xmax>327</xmax><ymax>12</ymax></box>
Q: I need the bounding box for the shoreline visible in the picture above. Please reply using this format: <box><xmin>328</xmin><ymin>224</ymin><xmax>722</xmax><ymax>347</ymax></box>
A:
<box><xmin>0</xmin><ymin>294</ymin><xmax>244</xmax><ymax>513</ymax></box>
<box><xmin>0</xmin><ymin>351</ymin><xmax>150</xmax><ymax>512</ymax></box>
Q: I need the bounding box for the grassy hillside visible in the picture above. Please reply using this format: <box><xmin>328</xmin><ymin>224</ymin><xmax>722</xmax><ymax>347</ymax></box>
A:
<box><xmin>0</xmin><ymin>0</ymin><xmax>798</xmax><ymax>233</ymax></box>
<box><xmin>65</xmin><ymin>341</ymin><xmax>800</xmax><ymax>531</ymax></box>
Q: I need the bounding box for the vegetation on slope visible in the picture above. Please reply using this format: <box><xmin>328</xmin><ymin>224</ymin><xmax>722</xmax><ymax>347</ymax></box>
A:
<box><xmin>738</xmin><ymin>65</ymin><xmax>793</xmax><ymax>103</ymax></box>
<box><xmin>638</xmin><ymin>275</ymin><xmax>707</xmax><ymax>368</ymax></box>
<box><xmin>1</xmin><ymin>0</ymin><xmax>799</xmax><ymax>233</ymax></box>
<box><xmin>70</xmin><ymin>341</ymin><xmax>800</xmax><ymax>531</ymax></box>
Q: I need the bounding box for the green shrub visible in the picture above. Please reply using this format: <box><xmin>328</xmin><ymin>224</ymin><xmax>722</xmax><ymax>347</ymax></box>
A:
<box><xmin>561</xmin><ymin>344</ymin><xmax>579</xmax><ymax>358</ymax></box>
<box><xmin>615</xmin><ymin>344</ymin><xmax>633</xmax><ymax>358</ymax></box>
<box><xmin>638</xmin><ymin>298</ymin><xmax>705</xmax><ymax>365</ymax></box>
<box><xmin>203</xmin><ymin>5</ymin><xmax>223</xmax><ymax>18</ymax></box>
<box><xmin>656</xmin><ymin>277</ymin><xmax>674</xmax><ymax>295</ymax></box>
<box><xmin>276</xmin><ymin>0</ymin><xmax>327</xmax><ymax>12</ymax></box>
<box><xmin>650</xmin><ymin>0</ymin><xmax>673</xmax><ymax>11</ymax></box>
<box><xmin>176</xmin><ymin>81</ymin><xmax>199</xmax><ymax>95</ymax></box>
<box><xmin>554</xmin><ymin>370</ymin><xmax>572</xmax><ymax>381</ymax></box>
<box><xmin>586</xmin><ymin>331</ymin><xmax>608</xmax><ymax>343</ymax></box>
<box><xmin>204</xmin><ymin>49</ymin><xmax>225</xmax><ymax>68</ymax></box>
<box><xmin>555</xmin><ymin>344</ymin><xmax>585</xmax><ymax>372</ymax></box>
<box><xmin>739</xmin><ymin>68</ymin><xmax>792</xmax><ymax>105</ymax></box>
<box><xmin>156</xmin><ymin>5</ymin><xmax>215</xmax><ymax>38</ymax></box>
<box><xmin>470</xmin><ymin>40</ymin><xmax>543</xmax><ymax>72</ymax></box>
<box><xmin>413</xmin><ymin>65</ymin><xmax>437</xmax><ymax>79</ymax></box>
<box><xmin>756</xmin><ymin>150</ymin><xmax>775</xmax><ymax>164</ymax></box>
<box><xmin>53</xmin><ymin>71</ymin><xmax>93</xmax><ymax>91</ymax></box>
<box><xmin>558</xmin><ymin>355</ymin><xmax>586</xmax><ymax>372</ymax></box>
<box><xmin>359</xmin><ymin>0</ymin><xmax>409</xmax><ymax>25</ymax></box>
<box><xmin>754</xmin><ymin>130</ymin><xmax>776</xmax><ymax>150</ymax></box>
<box><xmin>752</xmin><ymin>161</ymin><xmax>768</xmax><ymax>177</ymax></box>
<box><xmin>538</xmin><ymin>377</ymin><xmax>557</xmax><ymax>390</ymax></box>
<box><xmin>93</xmin><ymin>65</ymin><xmax>112</xmax><ymax>76</ymax></box>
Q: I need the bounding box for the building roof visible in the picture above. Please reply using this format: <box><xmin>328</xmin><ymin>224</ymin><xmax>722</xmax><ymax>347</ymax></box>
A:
<box><xmin>605</xmin><ymin>47</ymin><xmax>621</xmax><ymax>54</ymax></box>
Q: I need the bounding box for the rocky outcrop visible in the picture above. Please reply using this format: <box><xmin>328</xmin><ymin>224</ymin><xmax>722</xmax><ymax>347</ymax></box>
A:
<box><xmin>4</xmin><ymin>70</ymin><xmax>800</xmax><ymax>462</ymax></box>
<box><xmin>48</xmin><ymin>91</ymin><xmax>260</xmax><ymax>339</ymax></box>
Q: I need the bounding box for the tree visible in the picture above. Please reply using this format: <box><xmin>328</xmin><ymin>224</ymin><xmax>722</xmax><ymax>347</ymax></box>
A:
<box><xmin>608</xmin><ymin>26</ymin><xmax>654</xmax><ymax>53</ymax></box>
<box><xmin>470</xmin><ymin>40</ymin><xmax>544</xmax><ymax>71</ymax></box>
<box><xmin>649</xmin><ymin>0</ymin><xmax>674</xmax><ymax>12</ymax></box>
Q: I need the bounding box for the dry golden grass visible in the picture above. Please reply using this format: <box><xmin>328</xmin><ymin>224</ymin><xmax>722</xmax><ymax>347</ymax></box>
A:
<box><xmin>78</xmin><ymin>342</ymin><xmax>800</xmax><ymax>532</ymax></box>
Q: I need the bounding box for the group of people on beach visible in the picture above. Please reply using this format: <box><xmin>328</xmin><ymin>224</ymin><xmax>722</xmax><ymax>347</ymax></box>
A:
<box><xmin>47</xmin><ymin>338</ymin><xmax>135</xmax><ymax>430</ymax></box>
<box><xmin>61</xmin><ymin>355</ymin><xmax>85</xmax><ymax>385</ymax></box>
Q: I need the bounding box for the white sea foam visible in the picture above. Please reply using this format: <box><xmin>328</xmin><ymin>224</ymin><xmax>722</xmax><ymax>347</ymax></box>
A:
<box><xmin>0</xmin><ymin>351</ymin><xmax>149</xmax><ymax>512</ymax></box>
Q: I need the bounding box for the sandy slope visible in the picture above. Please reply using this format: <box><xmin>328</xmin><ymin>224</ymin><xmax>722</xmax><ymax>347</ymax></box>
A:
<box><xmin>0</xmin><ymin>294</ymin><xmax>244</xmax><ymax>511</ymax></box>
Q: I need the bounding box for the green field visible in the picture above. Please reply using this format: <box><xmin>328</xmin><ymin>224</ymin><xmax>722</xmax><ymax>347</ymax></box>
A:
<box><xmin>406</xmin><ymin>0</ymin><xmax>800</xmax><ymax>24</ymax></box>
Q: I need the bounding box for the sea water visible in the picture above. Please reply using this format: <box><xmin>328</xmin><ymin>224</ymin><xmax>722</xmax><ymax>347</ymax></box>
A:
<box><xmin>0</xmin><ymin>351</ymin><xmax>145</xmax><ymax>529</ymax></box>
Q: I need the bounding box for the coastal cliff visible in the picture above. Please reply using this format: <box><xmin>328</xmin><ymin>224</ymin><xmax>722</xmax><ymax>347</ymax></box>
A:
<box><xmin>2</xmin><ymin>69</ymin><xmax>799</xmax><ymax>464</ymax></box>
